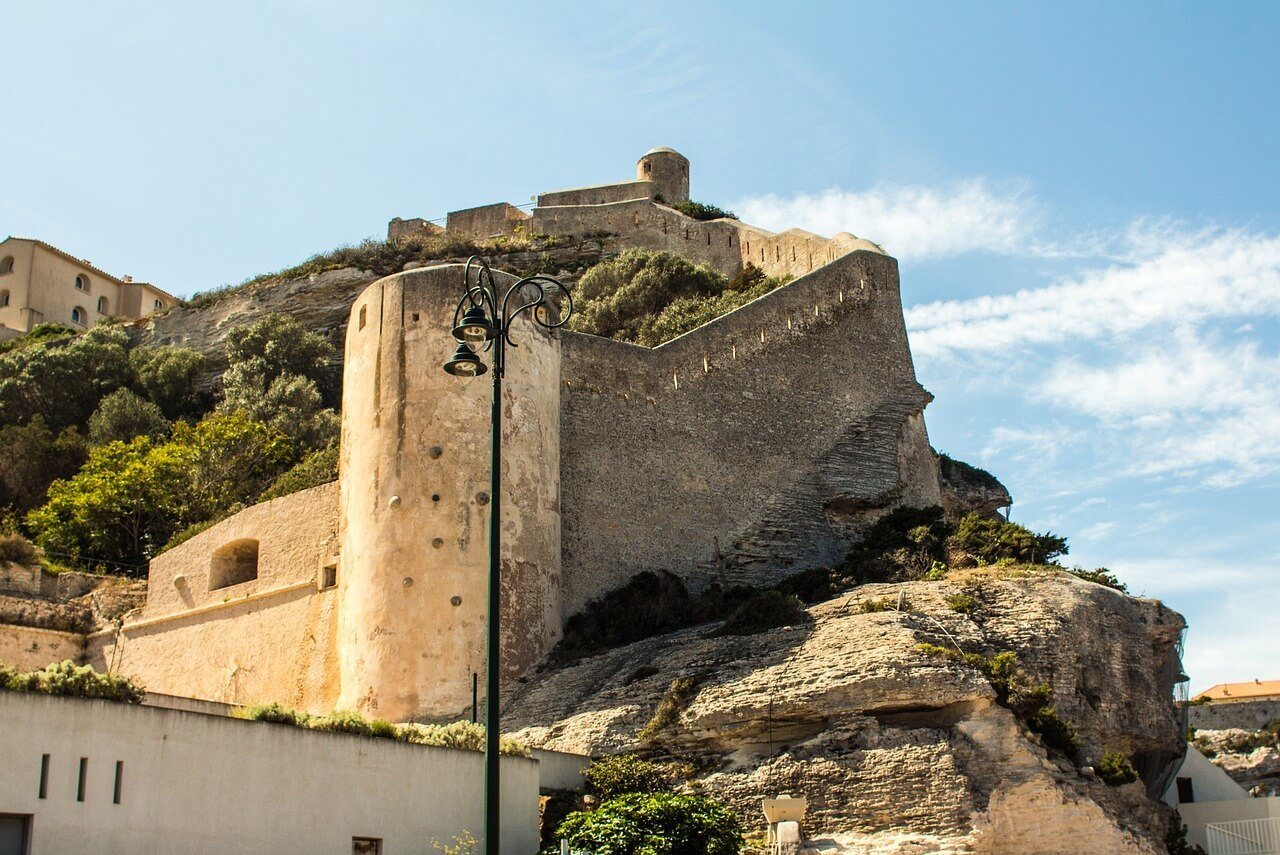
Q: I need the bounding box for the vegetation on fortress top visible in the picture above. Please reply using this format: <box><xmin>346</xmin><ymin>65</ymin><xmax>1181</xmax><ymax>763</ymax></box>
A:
<box><xmin>570</xmin><ymin>250</ymin><xmax>790</xmax><ymax>346</ymax></box>
<box><xmin>0</xmin><ymin>315</ymin><xmax>339</xmax><ymax>572</ymax></box>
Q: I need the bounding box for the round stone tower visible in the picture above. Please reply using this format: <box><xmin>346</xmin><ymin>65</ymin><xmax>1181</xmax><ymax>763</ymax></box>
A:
<box><xmin>637</xmin><ymin>146</ymin><xmax>690</xmax><ymax>205</ymax></box>
<box><xmin>336</xmin><ymin>264</ymin><xmax>562</xmax><ymax>722</ymax></box>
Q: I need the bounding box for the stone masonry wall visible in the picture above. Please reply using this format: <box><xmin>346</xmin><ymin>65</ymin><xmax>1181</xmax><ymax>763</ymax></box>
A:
<box><xmin>445</xmin><ymin>203</ymin><xmax>531</xmax><ymax>239</ymax></box>
<box><xmin>1190</xmin><ymin>698</ymin><xmax>1280</xmax><ymax>731</ymax></box>
<box><xmin>558</xmin><ymin>250</ymin><xmax>941</xmax><ymax>617</ymax></box>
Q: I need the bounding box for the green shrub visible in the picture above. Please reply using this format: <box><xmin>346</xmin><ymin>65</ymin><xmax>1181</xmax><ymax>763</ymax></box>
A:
<box><xmin>669</xmin><ymin>199</ymin><xmax>738</xmax><ymax>221</ymax></box>
<box><xmin>949</xmin><ymin>513</ymin><xmax>1067</xmax><ymax>566</ymax></box>
<box><xmin>307</xmin><ymin>709</ymin><xmax>397</xmax><ymax>739</ymax></box>
<box><xmin>0</xmin><ymin>325</ymin><xmax>132</xmax><ymax>432</ymax></box>
<box><xmin>917</xmin><ymin>644</ymin><xmax>1080</xmax><ymax>761</ymax></box>
<box><xmin>553</xmin><ymin>792</ymin><xmax>742</xmax><ymax>855</ymax></box>
<box><xmin>582</xmin><ymin>754</ymin><xmax>674</xmax><ymax>800</ymax></box>
<box><xmin>88</xmin><ymin>388</ymin><xmax>170</xmax><ymax>445</ymax></box>
<box><xmin>395</xmin><ymin>720</ymin><xmax>530</xmax><ymax>757</ymax></box>
<box><xmin>841</xmin><ymin>506</ymin><xmax>950</xmax><ymax>585</ymax></box>
<box><xmin>1097</xmin><ymin>751</ymin><xmax>1139</xmax><ymax>786</ymax></box>
<box><xmin>0</xmin><ymin>324</ymin><xmax>78</xmax><ymax>356</ymax></box>
<box><xmin>259</xmin><ymin>444</ymin><xmax>338</xmax><ymax>502</ymax></box>
<box><xmin>1166</xmin><ymin>818</ymin><xmax>1206</xmax><ymax>855</ymax></box>
<box><xmin>129</xmin><ymin>345</ymin><xmax>207</xmax><ymax>419</ymax></box>
<box><xmin>0</xmin><ymin>416</ymin><xmax>90</xmax><ymax>514</ymax></box>
<box><xmin>712</xmin><ymin>590</ymin><xmax>807</xmax><ymax>636</ymax></box>
<box><xmin>235</xmin><ymin>702</ymin><xmax>313</xmax><ymax>726</ymax></box>
<box><xmin>858</xmin><ymin>595</ymin><xmax>914</xmax><ymax>613</ymax></box>
<box><xmin>0</xmin><ymin>532</ymin><xmax>38</xmax><ymax>565</ymax></box>
<box><xmin>945</xmin><ymin>592</ymin><xmax>979</xmax><ymax>614</ymax></box>
<box><xmin>1067</xmin><ymin>566</ymin><xmax>1128</xmax><ymax>593</ymax></box>
<box><xmin>0</xmin><ymin>660</ymin><xmax>144</xmax><ymax>703</ymax></box>
<box><xmin>638</xmin><ymin>676</ymin><xmax>700</xmax><ymax>744</ymax></box>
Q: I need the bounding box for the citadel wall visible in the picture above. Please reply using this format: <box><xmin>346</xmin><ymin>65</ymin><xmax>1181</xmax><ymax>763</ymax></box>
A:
<box><xmin>88</xmin><ymin>482</ymin><xmax>341</xmax><ymax>712</ymax></box>
<box><xmin>558</xmin><ymin>250</ymin><xmax>940</xmax><ymax>615</ymax></box>
<box><xmin>337</xmin><ymin>265</ymin><xmax>562</xmax><ymax>722</ymax></box>
<box><xmin>445</xmin><ymin>202</ymin><xmax>531</xmax><ymax>239</ymax></box>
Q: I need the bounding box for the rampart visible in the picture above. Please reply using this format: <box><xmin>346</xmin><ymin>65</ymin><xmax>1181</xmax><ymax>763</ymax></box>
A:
<box><xmin>89</xmin><ymin>482</ymin><xmax>342</xmax><ymax>712</ymax></box>
<box><xmin>445</xmin><ymin>202</ymin><xmax>531</xmax><ymax>239</ymax></box>
<box><xmin>558</xmin><ymin>250</ymin><xmax>940</xmax><ymax>615</ymax></box>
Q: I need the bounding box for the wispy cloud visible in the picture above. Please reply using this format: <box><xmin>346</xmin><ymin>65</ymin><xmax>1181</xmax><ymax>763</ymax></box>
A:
<box><xmin>905</xmin><ymin>225</ymin><xmax>1280</xmax><ymax>361</ymax></box>
<box><xmin>735</xmin><ymin>179</ymin><xmax>1035</xmax><ymax>260</ymax></box>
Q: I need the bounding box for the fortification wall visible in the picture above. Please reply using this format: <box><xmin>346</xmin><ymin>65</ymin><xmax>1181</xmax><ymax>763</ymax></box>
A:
<box><xmin>337</xmin><ymin>265</ymin><xmax>562</xmax><ymax>722</ymax></box>
<box><xmin>445</xmin><ymin>203</ymin><xmax>531</xmax><ymax>239</ymax></box>
<box><xmin>558</xmin><ymin>250</ymin><xmax>940</xmax><ymax>616</ymax></box>
<box><xmin>89</xmin><ymin>483</ymin><xmax>342</xmax><ymax>712</ymax></box>
<box><xmin>0</xmin><ymin>624</ymin><xmax>85</xmax><ymax>670</ymax></box>
<box><xmin>536</xmin><ymin>179</ymin><xmax>655</xmax><ymax>208</ymax></box>
<box><xmin>1189</xmin><ymin>698</ymin><xmax>1280</xmax><ymax>731</ymax></box>
<box><xmin>387</xmin><ymin>217</ymin><xmax>444</xmax><ymax>243</ymax></box>
<box><xmin>531</xmin><ymin>198</ymin><xmax>877</xmax><ymax>281</ymax></box>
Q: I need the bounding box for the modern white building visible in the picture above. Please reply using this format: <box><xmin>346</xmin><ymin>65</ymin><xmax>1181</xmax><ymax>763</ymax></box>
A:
<box><xmin>1164</xmin><ymin>744</ymin><xmax>1280</xmax><ymax>854</ymax></box>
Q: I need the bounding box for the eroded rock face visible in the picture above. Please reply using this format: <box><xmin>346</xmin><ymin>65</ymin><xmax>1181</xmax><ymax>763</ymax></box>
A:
<box><xmin>1195</xmin><ymin>730</ymin><xmax>1280</xmax><ymax>795</ymax></box>
<box><xmin>505</xmin><ymin>572</ymin><xmax>1184</xmax><ymax>854</ymax></box>
<box><xmin>937</xmin><ymin>455</ymin><xmax>1012</xmax><ymax>521</ymax></box>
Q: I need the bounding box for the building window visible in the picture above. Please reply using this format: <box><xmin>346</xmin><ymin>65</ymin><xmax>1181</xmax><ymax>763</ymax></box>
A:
<box><xmin>1176</xmin><ymin>777</ymin><xmax>1195</xmax><ymax>803</ymax></box>
<box><xmin>98</xmin><ymin>296</ymin><xmax>109</xmax><ymax>314</ymax></box>
<box><xmin>352</xmin><ymin>838</ymin><xmax>382</xmax><ymax>855</ymax></box>
<box><xmin>320</xmin><ymin>561</ymin><xmax>338</xmax><ymax>590</ymax></box>
<box><xmin>153</xmin><ymin>299</ymin><xmax>162</xmax><ymax>310</ymax></box>
<box><xmin>0</xmin><ymin>290</ymin><xmax>9</xmax><ymax>308</ymax></box>
<box><xmin>74</xmin><ymin>274</ymin><xmax>89</xmax><ymax>292</ymax></box>
<box><xmin>0</xmin><ymin>256</ymin><xmax>13</xmax><ymax>275</ymax></box>
<box><xmin>209</xmin><ymin>539</ymin><xmax>260</xmax><ymax>590</ymax></box>
<box><xmin>0</xmin><ymin>815</ymin><xmax>32</xmax><ymax>854</ymax></box>
<box><xmin>71</xmin><ymin>306</ymin><xmax>86</xmax><ymax>325</ymax></box>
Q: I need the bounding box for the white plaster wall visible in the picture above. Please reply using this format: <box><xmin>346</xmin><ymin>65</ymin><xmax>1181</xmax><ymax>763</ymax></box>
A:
<box><xmin>0</xmin><ymin>625</ymin><xmax>85</xmax><ymax>671</ymax></box>
<box><xmin>0</xmin><ymin>692</ymin><xmax>540</xmax><ymax>854</ymax></box>
<box><xmin>1162</xmin><ymin>745</ymin><xmax>1249</xmax><ymax>807</ymax></box>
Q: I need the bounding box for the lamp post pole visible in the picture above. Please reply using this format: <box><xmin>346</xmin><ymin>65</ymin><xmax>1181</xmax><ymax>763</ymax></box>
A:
<box><xmin>443</xmin><ymin>258</ymin><xmax>573</xmax><ymax>855</ymax></box>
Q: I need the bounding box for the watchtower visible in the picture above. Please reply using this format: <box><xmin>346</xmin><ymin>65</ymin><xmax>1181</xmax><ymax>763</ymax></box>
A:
<box><xmin>637</xmin><ymin>146</ymin><xmax>690</xmax><ymax>205</ymax></box>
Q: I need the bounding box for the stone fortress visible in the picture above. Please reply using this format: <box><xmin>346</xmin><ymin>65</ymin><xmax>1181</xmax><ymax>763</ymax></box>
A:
<box><xmin>61</xmin><ymin>148</ymin><xmax>968</xmax><ymax>724</ymax></box>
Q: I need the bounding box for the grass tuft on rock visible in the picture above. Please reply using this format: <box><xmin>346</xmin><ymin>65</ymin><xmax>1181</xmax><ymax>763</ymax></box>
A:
<box><xmin>638</xmin><ymin>676</ymin><xmax>700</xmax><ymax>744</ymax></box>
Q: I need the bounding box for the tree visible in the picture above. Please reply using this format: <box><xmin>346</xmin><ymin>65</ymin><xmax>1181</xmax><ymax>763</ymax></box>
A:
<box><xmin>0</xmin><ymin>326</ymin><xmax>131</xmax><ymax>431</ymax></box>
<box><xmin>220</xmin><ymin>314</ymin><xmax>339</xmax><ymax>449</ymax></box>
<box><xmin>28</xmin><ymin>411</ymin><xmax>292</xmax><ymax>568</ymax></box>
<box><xmin>129</xmin><ymin>345</ymin><xmax>206</xmax><ymax>419</ymax></box>
<box><xmin>0</xmin><ymin>416</ymin><xmax>88</xmax><ymax>514</ymax></box>
<box><xmin>553</xmin><ymin>792</ymin><xmax>742</xmax><ymax>855</ymax></box>
<box><xmin>88</xmin><ymin>389</ymin><xmax>170</xmax><ymax>445</ymax></box>
<box><xmin>27</xmin><ymin>436</ymin><xmax>187</xmax><ymax>567</ymax></box>
<box><xmin>571</xmin><ymin>250</ymin><xmax>726</xmax><ymax>343</ymax></box>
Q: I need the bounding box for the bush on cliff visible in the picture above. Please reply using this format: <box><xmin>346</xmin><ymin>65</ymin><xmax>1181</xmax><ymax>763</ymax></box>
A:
<box><xmin>552</xmin><ymin>792</ymin><xmax>742</xmax><ymax>855</ymax></box>
<box><xmin>949</xmin><ymin>513</ymin><xmax>1067</xmax><ymax>566</ymax></box>
<box><xmin>88</xmin><ymin>389</ymin><xmax>170</xmax><ymax>445</ymax></box>
<box><xmin>0</xmin><ymin>326</ymin><xmax>132</xmax><ymax>432</ymax></box>
<box><xmin>669</xmin><ymin>199</ymin><xmax>738</xmax><ymax>221</ymax></box>
<box><xmin>129</xmin><ymin>344</ymin><xmax>207</xmax><ymax>420</ymax></box>
<box><xmin>0</xmin><ymin>660</ymin><xmax>145</xmax><ymax>704</ymax></box>
<box><xmin>1097</xmin><ymin>751</ymin><xmax>1139</xmax><ymax>786</ymax></box>
<box><xmin>571</xmin><ymin>250</ymin><xmax>788</xmax><ymax>346</ymax></box>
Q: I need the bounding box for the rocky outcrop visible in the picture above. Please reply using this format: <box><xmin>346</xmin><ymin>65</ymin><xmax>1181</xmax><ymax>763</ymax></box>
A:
<box><xmin>0</xmin><ymin>565</ymin><xmax>144</xmax><ymax>634</ymax></box>
<box><xmin>937</xmin><ymin>454</ymin><xmax>1012</xmax><ymax>521</ymax></box>
<box><xmin>1194</xmin><ymin>729</ymin><xmax>1280</xmax><ymax>795</ymax></box>
<box><xmin>505</xmin><ymin>571</ymin><xmax>1185</xmax><ymax>853</ymax></box>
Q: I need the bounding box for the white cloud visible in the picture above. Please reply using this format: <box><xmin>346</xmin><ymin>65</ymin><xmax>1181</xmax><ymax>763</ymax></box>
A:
<box><xmin>735</xmin><ymin>179</ymin><xmax>1035</xmax><ymax>261</ymax></box>
<box><xmin>906</xmin><ymin>226</ymin><xmax>1280</xmax><ymax>361</ymax></box>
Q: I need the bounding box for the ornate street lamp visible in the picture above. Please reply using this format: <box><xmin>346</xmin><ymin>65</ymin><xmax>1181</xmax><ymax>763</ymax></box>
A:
<box><xmin>442</xmin><ymin>256</ymin><xmax>573</xmax><ymax>855</ymax></box>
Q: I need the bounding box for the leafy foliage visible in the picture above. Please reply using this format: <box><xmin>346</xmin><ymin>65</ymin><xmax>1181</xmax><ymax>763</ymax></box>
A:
<box><xmin>711</xmin><ymin>590</ymin><xmax>808</xmax><ymax>636</ymax></box>
<box><xmin>950</xmin><ymin>513</ymin><xmax>1068</xmax><ymax>565</ymax></box>
<box><xmin>0</xmin><ymin>323</ymin><xmax>78</xmax><ymax>355</ymax></box>
<box><xmin>670</xmin><ymin>199</ymin><xmax>738</xmax><ymax>221</ymax></box>
<box><xmin>638</xmin><ymin>676</ymin><xmax>700</xmax><ymax>745</ymax></box>
<box><xmin>917</xmin><ymin>644</ymin><xmax>1080</xmax><ymax>761</ymax></box>
<box><xmin>1166</xmin><ymin>818</ymin><xmax>1206</xmax><ymax>855</ymax></box>
<box><xmin>395</xmin><ymin>720</ymin><xmax>530</xmax><ymax>756</ymax></box>
<box><xmin>234</xmin><ymin>702</ymin><xmax>313</xmax><ymax>726</ymax></box>
<box><xmin>0</xmin><ymin>326</ymin><xmax>132</xmax><ymax>432</ymax></box>
<box><xmin>0</xmin><ymin>415</ymin><xmax>89</xmax><ymax>514</ymax></box>
<box><xmin>307</xmin><ymin>709</ymin><xmax>398</xmax><ymax>740</ymax></box>
<box><xmin>258</xmin><ymin>444</ymin><xmax>339</xmax><ymax>501</ymax></box>
<box><xmin>0</xmin><ymin>532</ymin><xmax>38</xmax><ymax>565</ymax></box>
<box><xmin>1067</xmin><ymin>566</ymin><xmax>1128</xmax><ymax>592</ymax></box>
<box><xmin>88</xmin><ymin>388</ymin><xmax>169</xmax><ymax>445</ymax></box>
<box><xmin>571</xmin><ymin>251</ymin><xmax>787</xmax><ymax>346</ymax></box>
<box><xmin>1097</xmin><ymin>751</ymin><xmax>1139</xmax><ymax>786</ymax></box>
<box><xmin>129</xmin><ymin>345</ymin><xmax>207</xmax><ymax>419</ymax></box>
<box><xmin>582</xmin><ymin>755</ymin><xmax>677</xmax><ymax>801</ymax></box>
<box><xmin>553</xmin><ymin>792</ymin><xmax>742</xmax><ymax>855</ymax></box>
<box><xmin>945</xmin><ymin>592</ymin><xmax>979</xmax><ymax>614</ymax></box>
<box><xmin>0</xmin><ymin>660</ymin><xmax>144</xmax><ymax>703</ymax></box>
<box><xmin>29</xmin><ymin>412</ymin><xmax>292</xmax><ymax>567</ymax></box>
<box><xmin>220</xmin><ymin>313</ymin><xmax>338</xmax><ymax>449</ymax></box>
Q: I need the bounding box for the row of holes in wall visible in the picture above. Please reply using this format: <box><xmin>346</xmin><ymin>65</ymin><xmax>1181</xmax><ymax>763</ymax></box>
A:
<box><xmin>37</xmin><ymin>754</ymin><xmax>125</xmax><ymax>804</ymax></box>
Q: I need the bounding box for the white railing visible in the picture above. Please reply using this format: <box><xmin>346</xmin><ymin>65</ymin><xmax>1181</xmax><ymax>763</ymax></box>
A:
<box><xmin>1206</xmin><ymin>817</ymin><xmax>1280</xmax><ymax>855</ymax></box>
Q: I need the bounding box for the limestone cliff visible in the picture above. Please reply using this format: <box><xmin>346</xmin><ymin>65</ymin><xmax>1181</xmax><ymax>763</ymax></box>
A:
<box><xmin>505</xmin><ymin>570</ymin><xmax>1185</xmax><ymax>854</ymax></box>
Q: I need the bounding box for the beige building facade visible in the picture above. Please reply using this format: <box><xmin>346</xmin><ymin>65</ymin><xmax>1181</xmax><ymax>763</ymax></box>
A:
<box><xmin>0</xmin><ymin>237</ymin><xmax>176</xmax><ymax>340</ymax></box>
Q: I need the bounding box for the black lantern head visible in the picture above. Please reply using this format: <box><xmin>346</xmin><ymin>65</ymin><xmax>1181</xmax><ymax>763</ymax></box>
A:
<box><xmin>453</xmin><ymin>305</ymin><xmax>498</xmax><ymax>344</ymax></box>
<box><xmin>443</xmin><ymin>342</ymin><xmax>487</xmax><ymax>377</ymax></box>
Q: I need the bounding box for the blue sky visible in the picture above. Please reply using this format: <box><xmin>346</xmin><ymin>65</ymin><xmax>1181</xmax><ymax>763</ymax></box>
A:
<box><xmin>3</xmin><ymin>1</ymin><xmax>1277</xmax><ymax>690</ymax></box>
